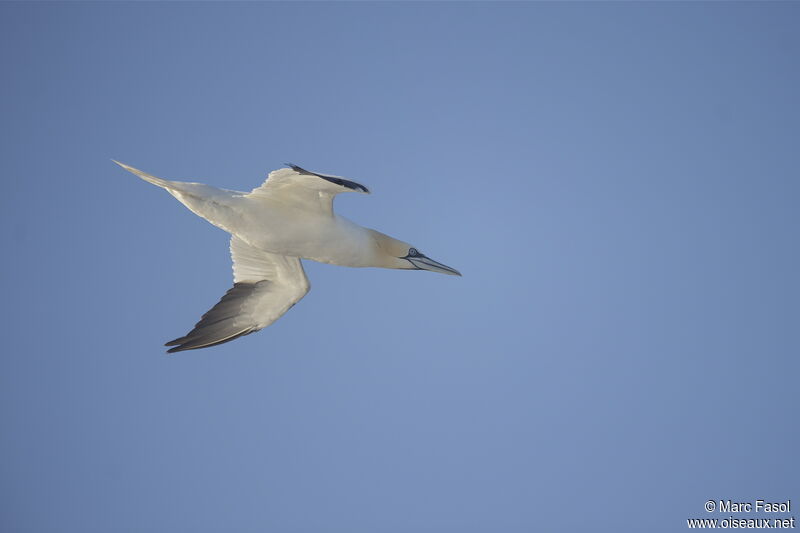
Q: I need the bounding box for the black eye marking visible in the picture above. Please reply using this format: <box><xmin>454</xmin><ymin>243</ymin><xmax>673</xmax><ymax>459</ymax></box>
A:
<box><xmin>408</xmin><ymin>248</ymin><xmax>418</xmax><ymax>257</ymax></box>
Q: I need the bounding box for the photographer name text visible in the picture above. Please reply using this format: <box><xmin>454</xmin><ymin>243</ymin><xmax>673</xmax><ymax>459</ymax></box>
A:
<box><xmin>707</xmin><ymin>500</ymin><xmax>791</xmax><ymax>513</ymax></box>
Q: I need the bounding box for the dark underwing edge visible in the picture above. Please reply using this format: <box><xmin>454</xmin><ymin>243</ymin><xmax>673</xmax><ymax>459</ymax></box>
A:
<box><xmin>287</xmin><ymin>163</ymin><xmax>370</xmax><ymax>194</ymax></box>
<box><xmin>165</xmin><ymin>328</ymin><xmax>255</xmax><ymax>354</ymax></box>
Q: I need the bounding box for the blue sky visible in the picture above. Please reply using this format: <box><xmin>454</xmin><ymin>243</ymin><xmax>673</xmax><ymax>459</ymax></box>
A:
<box><xmin>1</xmin><ymin>3</ymin><xmax>798</xmax><ymax>532</ymax></box>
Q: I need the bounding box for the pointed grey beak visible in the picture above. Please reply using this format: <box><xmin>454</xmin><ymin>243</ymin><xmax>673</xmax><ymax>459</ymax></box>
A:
<box><xmin>408</xmin><ymin>255</ymin><xmax>462</xmax><ymax>276</ymax></box>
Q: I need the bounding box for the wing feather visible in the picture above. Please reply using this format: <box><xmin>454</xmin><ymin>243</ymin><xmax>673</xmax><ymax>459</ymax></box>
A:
<box><xmin>245</xmin><ymin>165</ymin><xmax>369</xmax><ymax>216</ymax></box>
<box><xmin>165</xmin><ymin>237</ymin><xmax>310</xmax><ymax>353</ymax></box>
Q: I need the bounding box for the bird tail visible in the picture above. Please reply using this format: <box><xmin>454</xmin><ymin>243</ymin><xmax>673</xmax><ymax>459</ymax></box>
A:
<box><xmin>112</xmin><ymin>160</ymin><xmax>241</xmax><ymax>235</ymax></box>
<box><xmin>112</xmin><ymin>160</ymin><xmax>177</xmax><ymax>189</ymax></box>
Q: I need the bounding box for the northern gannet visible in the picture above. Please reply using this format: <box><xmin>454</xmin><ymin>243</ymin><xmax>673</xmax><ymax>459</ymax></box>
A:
<box><xmin>114</xmin><ymin>161</ymin><xmax>461</xmax><ymax>353</ymax></box>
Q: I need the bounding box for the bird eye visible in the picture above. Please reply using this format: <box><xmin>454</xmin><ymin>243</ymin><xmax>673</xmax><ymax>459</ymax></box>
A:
<box><xmin>408</xmin><ymin>248</ymin><xmax>418</xmax><ymax>257</ymax></box>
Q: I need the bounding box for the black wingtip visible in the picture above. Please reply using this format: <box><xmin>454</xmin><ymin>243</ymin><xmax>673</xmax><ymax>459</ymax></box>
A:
<box><xmin>164</xmin><ymin>340</ymin><xmax>202</xmax><ymax>354</ymax></box>
<box><xmin>286</xmin><ymin>163</ymin><xmax>307</xmax><ymax>173</ymax></box>
<box><xmin>285</xmin><ymin>164</ymin><xmax>370</xmax><ymax>193</ymax></box>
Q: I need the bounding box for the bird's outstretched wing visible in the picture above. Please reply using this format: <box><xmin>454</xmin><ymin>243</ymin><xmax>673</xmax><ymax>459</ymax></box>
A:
<box><xmin>246</xmin><ymin>164</ymin><xmax>369</xmax><ymax>216</ymax></box>
<box><xmin>165</xmin><ymin>237</ymin><xmax>310</xmax><ymax>353</ymax></box>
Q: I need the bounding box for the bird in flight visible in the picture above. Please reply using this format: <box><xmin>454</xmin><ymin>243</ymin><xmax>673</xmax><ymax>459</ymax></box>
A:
<box><xmin>114</xmin><ymin>161</ymin><xmax>460</xmax><ymax>353</ymax></box>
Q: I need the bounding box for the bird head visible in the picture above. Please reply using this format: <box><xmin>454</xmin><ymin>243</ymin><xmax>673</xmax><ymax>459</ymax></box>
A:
<box><xmin>368</xmin><ymin>229</ymin><xmax>461</xmax><ymax>276</ymax></box>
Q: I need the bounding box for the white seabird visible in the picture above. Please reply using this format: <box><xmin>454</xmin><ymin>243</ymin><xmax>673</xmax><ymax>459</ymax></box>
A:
<box><xmin>114</xmin><ymin>161</ymin><xmax>461</xmax><ymax>353</ymax></box>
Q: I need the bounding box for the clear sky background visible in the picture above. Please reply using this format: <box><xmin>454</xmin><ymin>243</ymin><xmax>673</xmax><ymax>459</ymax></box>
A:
<box><xmin>1</xmin><ymin>2</ymin><xmax>798</xmax><ymax>532</ymax></box>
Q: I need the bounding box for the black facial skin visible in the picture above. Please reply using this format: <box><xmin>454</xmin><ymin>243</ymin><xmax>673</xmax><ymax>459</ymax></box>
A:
<box><xmin>401</xmin><ymin>247</ymin><xmax>460</xmax><ymax>275</ymax></box>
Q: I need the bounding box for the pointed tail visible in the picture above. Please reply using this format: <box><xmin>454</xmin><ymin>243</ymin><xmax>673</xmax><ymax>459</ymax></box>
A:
<box><xmin>112</xmin><ymin>160</ymin><xmax>177</xmax><ymax>189</ymax></box>
<box><xmin>112</xmin><ymin>160</ymin><xmax>241</xmax><ymax>235</ymax></box>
